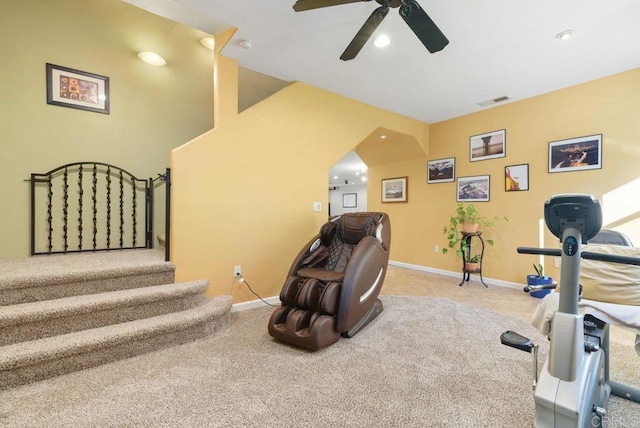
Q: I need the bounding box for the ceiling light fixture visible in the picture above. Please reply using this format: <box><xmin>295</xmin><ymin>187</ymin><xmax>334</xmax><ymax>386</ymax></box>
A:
<box><xmin>380</xmin><ymin>134</ymin><xmax>387</xmax><ymax>139</ymax></box>
<box><xmin>200</xmin><ymin>37</ymin><xmax>215</xmax><ymax>50</ymax></box>
<box><xmin>137</xmin><ymin>51</ymin><xmax>167</xmax><ymax>66</ymax></box>
<box><xmin>555</xmin><ymin>30</ymin><xmax>574</xmax><ymax>41</ymax></box>
<box><xmin>373</xmin><ymin>35</ymin><xmax>391</xmax><ymax>48</ymax></box>
<box><xmin>239</xmin><ymin>39</ymin><xmax>254</xmax><ymax>50</ymax></box>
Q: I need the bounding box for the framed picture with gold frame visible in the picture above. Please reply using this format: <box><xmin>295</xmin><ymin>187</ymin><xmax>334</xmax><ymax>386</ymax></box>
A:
<box><xmin>381</xmin><ymin>177</ymin><xmax>408</xmax><ymax>203</ymax></box>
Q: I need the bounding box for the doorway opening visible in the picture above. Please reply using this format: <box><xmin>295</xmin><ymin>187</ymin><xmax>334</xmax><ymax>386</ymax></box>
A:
<box><xmin>328</xmin><ymin>151</ymin><xmax>368</xmax><ymax>217</ymax></box>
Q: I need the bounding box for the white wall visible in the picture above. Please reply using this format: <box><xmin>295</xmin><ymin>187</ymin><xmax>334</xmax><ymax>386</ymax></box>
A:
<box><xmin>329</xmin><ymin>184</ymin><xmax>368</xmax><ymax>216</ymax></box>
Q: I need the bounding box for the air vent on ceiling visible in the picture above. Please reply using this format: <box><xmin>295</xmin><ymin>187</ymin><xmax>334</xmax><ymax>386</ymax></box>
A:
<box><xmin>477</xmin><ymin>96</ymin><xmax>511</xmax><ymax>107</ymax></box>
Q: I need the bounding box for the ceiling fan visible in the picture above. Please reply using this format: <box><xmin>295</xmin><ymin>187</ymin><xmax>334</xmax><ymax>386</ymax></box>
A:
<box><xmin>292</xmin><ymin>0</ymin><xmax>449</xmax><ymax>61</ymax></box>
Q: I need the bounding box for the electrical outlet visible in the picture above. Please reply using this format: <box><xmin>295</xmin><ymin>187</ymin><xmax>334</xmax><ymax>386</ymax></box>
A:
<box><xmin>554</xmin><ymin>258</ymin><xmax>560</xmax><ymax>268</ymax></box>
<box><xmin>234</xmin><ymin>265</ymin><xmax>242</xmax><ymax>277</ymax></box>
<box><xmin>434</xmin><ymin>245</ymin><xmax>439</xmax><ymax>253</ymax></box>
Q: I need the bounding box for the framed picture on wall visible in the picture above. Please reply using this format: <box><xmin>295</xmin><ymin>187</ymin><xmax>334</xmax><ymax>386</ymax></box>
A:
<box><xmin>343</xmin><ymin>193</ymin><xmax>357</xmax><ymax>208</ymax></box>
<box><xmin>548</xmin><ymin>134</ymin><xmax>602</xmax><ymax>173</ymax></box>
<box><xmin>46</xmin><ymin>63</ymin><xmax>110</xmax><ymax>114</ymax></box>
<box><xmin>470</xmin><ymin>129</ymin><xmax>506</xmax><ymax>162</ymax></box>
<box><xmin>382</xmin><ymin>177</ymin><xmax>408</xmax><ymax>203</ymax></box>
<box><xmin>427</xmin><ymin>157</ymin><xmax>455</xmax><ymax>183</ymax></box>
<box><xmin>457</xmin><ymin>175</ymin><xmax>490</xmax><ymax>202</ymax></box>
<box><xmin>505</xmin><ymin>164</ymin><xmax>529</xmax><ymax>191</ymax></box>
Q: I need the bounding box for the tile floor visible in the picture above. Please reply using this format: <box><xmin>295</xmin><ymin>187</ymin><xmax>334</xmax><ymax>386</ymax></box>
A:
<box><xmin>381</xmin><ymin>264</ymin><xmax>636</xmax><ymax>345</ymax></box>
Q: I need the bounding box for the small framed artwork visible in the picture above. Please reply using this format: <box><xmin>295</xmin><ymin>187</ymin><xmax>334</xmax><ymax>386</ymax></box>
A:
<box><xmin>427</xmin><ymin>157</ymin><xmax>455</xmax><ymax>183</ymax></box>
<box><xmin>470</xmin><ymin>129</ymin><xmax>506</xmax><ymax>162</ymax></box>
<box><xmin>46</xmin><ymin>63</ymin><xmax>110</xmax><ymax>114</ymax></box>
<box><xmin>505</xmin><ymin>164</ymin><xmax>529</xmax><ymax>192</ymax></box>
<box><xmin>342</xmin><ymin>193</ymin><xmax>357</xmax><ymax>208</ymax></box>
<box><xmin>548</xmin><ymin>134</ymin><xmax>602</xmax><ymax>173</ymax></box>
<box><xmin>382</xmin><ymin>177</ymin><xmax>408</xmax><ymax>203</ymax></box>
<box><xmin>457</xmin><ymin>175</ymin><xmax>490</xmax><ymax>202</ymax></box>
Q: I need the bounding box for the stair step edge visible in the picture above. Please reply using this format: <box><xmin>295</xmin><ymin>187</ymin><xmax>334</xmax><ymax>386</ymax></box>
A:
<box><xmin>0</xmin><ymin>280</ymin><xmax>210</xmax><ymax>328</ymax></box>
<box><xmin>0</xmin><ymin>263</ymin><xmax>176</xmax><ymax>291</ymax></box>
<box><xmin>0</xmin><ymin>295</ymin><xmax>232</xmax><ymax>371</ymax></box>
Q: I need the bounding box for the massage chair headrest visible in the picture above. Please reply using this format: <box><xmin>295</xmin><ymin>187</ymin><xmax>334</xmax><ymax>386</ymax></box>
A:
<box><xmin>338</xmin><ymin>213</ymin><xmax>383</xmax><ymax>244</ymax></box>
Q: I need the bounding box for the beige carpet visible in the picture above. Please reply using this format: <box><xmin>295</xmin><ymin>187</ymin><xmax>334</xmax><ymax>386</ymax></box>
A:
<box><xmin>0</xmin><ymin>296</ymin><xmax>638</xmax><ymax>427</ymax></box>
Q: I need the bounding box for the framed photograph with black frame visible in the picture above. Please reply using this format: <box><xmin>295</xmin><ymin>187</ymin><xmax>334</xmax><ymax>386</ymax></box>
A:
<box><xmin>456</xmin><ymin>175</ymin><xmax>490</xmax><ymax>202</ymax></box>
<box><xmin>427</xmin><ymin>157</ymin><xmax>455</xmax><ymax>183</ymax></box>
<box><xmin>548</xmin><ymin>134</ymin><xmax>602</xmax><ymax>173</ymax></box>
<box><xmin>470</xmin><ymin>129</ymin><xmax>506</xmax><ymax>162</ymax></box>
<box><xmin>46</xmin><ymin>63</ymin><xmax>110</xmax><ymax>114</ymax></box>
<box><xmin>342</xmin><ymin>193</ymin><xmax>357</xmax><ymax>208</ymax></box>
<box><xmin>381</xmin><ymin>177</ymin><xmax>408</xmax><ymax>203</ymax></box>
<box><xmin>505</xmin><ymin>164</ymin><xmax>529</xmax><ymax>192</ymax></box>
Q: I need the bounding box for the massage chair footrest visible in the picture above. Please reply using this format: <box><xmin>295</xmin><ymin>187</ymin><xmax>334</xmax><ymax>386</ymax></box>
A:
<box><xmin>268</xmin><ymin>306</ymin><xmax>341</xmax><ymax>351</ymax></box>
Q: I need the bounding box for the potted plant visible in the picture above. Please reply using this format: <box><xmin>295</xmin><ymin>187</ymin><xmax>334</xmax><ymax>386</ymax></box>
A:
<box><xmin>527</xmin><ymin>263</ymin><xmax>554</xmax><ymax>298</ymax></box>
<box><xmin>464</xmin><ymin>254</ymin><xmax>482</xmax><ymax>272</ymax></box>
<box><xmin>442</xmin><ymin>202</ymin><xmax>507</xmax><ymax>258</ymax></box>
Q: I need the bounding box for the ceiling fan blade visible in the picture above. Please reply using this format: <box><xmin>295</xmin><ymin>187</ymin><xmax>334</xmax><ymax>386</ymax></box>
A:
<box><xmin>399</xmin><ymin>0</ymin><xmax>449</xmax><ymax>53</ymax></box>
<box><xmin>293</xmin><ymin>0</ymin><xmax>370</xmax><ymax>12</ymax></box>
<box><xmin>340</xmin><ymin>5</ymin><xmax>389</xmax><ymax>61</ymax></box>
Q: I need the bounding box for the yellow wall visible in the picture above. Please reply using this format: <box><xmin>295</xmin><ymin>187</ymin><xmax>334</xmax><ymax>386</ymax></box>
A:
<box><xmin>171</xmin><ymin>55</ymin><xmax>430</xmax><ymax>301</ymax></box>
<box><xmin>0</xmin><ymin>0</ymin><xmax>214</xmax><ymax>258</ymax></box>
<box><xmin>368</xmin><ymin>68</ymin><xmax>640</xmax><ymax>286</ymax></box>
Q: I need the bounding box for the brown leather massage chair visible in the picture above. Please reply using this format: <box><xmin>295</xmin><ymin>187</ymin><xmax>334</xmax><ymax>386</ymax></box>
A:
<box><xmin>268</xmin><ymin>212</ymin><xmax>391</xmax><ymax>350</ymax></box>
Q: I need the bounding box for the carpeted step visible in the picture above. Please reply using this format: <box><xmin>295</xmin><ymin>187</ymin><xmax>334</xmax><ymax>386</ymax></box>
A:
<box><xmin>0</xmin><ymin>294</ymin><xmax>232</xmax><ymax>389</ymax></box>
<box><xmin>0</xmin><ymin>281</ymin><xmax>208</xmax><ymax>346</ymax></box>
<box><xmin>0</xmin><ymin>250</ymin><xmax>175</xmax><ymax>305</ymax></box>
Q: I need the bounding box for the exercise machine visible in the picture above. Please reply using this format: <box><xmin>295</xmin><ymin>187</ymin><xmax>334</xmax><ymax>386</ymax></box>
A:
<box><xmin>501</xmin><ymin>194</ymin><xmax>640</xmax><ymax>427</ymax></box>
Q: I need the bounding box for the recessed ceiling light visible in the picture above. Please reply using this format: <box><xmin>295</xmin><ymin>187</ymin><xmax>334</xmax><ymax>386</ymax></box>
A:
<box><xmin>333</xmin><ymin>175</ymin><xmax>338</xmax><ymax>180</ymax></box>
<box><xmin>137</xmin><ymin>51</ymin><xmax>167</xmax><ymax>66</ymax></box>
<box><xmin>373</xmin><ymin>35</ymin><xmax>391</xmax><ymax>48</ymax></box>
<box><xmin>380</xmin><ymin>134</ymin><xmax>387</xmax><ymax>139</ymax></box>
<box><xmin>555</xmin><ymin>30</ymin><xmax>574</xmax><ymax>41</ymax></box>
<box><xmin>200</xmin><ymin>37</ymin><xmax>215</xmax><ymax>50</ymax></box>
<box><xmin>239</xmin><ymin>39</ymin><xmax>253</xmax><ymax>50</ymax></box>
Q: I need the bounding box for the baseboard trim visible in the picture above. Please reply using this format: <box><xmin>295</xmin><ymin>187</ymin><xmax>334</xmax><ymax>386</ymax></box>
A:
<box><xmin>231</xmin><ymin>296</ymin><xmax>280</xmax><ymax>312</ymax></box>
<box><xmin>388</xmin><ymin>260</ymin><xmax>524</xmax><ymax>291</ymax></box>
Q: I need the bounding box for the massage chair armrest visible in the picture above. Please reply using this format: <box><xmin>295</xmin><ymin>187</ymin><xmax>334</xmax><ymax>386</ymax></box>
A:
<box><xmin>336</xmin><ymin>236</ymin><xmax>389</xmax><ymax>332</ymax></box>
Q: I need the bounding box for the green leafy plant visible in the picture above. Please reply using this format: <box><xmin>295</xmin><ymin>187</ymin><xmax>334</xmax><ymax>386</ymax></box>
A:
<box><xmin>533</xmin><ymin>263</ymin><xmax>544</xmax><ymax>278</ymax></box>
<box><xmin>467</xmin><ymin>254</ymin><xmax>482</xmax><ymax>263</ymax></box>
<box><xmin>442</xmin><ymin>202</ymin><xmax>508</xmax><ymax>260</ymax></box>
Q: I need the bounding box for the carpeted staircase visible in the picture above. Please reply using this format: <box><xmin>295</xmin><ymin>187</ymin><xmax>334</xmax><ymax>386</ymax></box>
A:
<box><xmin>0</xmin><ymin>249</ymin><xmax>231</xmax><ymax>389</ymax></box>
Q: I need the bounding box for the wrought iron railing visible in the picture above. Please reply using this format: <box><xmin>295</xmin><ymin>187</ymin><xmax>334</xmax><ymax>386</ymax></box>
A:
<box><xmin>29</xmin><ymin>162</ymin><xmax>170</xmax><ymax>260</ymax></box>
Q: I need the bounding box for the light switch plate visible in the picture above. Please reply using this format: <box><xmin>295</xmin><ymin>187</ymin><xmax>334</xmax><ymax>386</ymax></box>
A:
<box><xmin>313</xmin><ymin>201</ymin><xmax>322</xmax><ymax>212</ymax></box>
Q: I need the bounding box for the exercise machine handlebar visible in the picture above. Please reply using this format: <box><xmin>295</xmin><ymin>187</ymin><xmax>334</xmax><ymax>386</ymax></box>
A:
<box><xmin>517</xmin><ymin>247</ymin><xmax>640</xmax><ymax>266</ymax></box>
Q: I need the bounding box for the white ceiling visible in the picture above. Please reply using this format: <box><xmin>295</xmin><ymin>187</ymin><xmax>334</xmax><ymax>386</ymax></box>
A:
<box><xmin>131</xmin><ymin>0</ymin><xmax>640</xmax><ymax>124</ymax></box>
<box><xmin>126</xmin><ymin>0</ymin><xmax>640</xmax><ymax>186</ymax></box>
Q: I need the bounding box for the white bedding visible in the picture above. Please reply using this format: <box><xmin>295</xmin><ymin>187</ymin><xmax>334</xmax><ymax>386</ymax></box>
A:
<box><xmin>531</xmin><ymin>292</ymin><xmax>640</xmax><ymax>356</ymax></box>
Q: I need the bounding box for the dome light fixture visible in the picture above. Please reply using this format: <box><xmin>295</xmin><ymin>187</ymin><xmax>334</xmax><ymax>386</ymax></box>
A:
<box><xmin>555</xmin><ymin>30</ymin><xmax>574</xmax><ymax>41</ymax></box>
<box><xmin>137</xmin><ymin>51</ymin><xmax>167</xmax><ymax>66</ymax></box>
<box><xmin>373</xmin><ymin>34</ymin><xmax>391</xmax><ymax>48</ymax></box>
<box><xmin>200</xmin><ymin>37</ymin><xmax>215</xmax><ymax>50</ymax></box>
<box><xmin>239</xmin><ymin>39</ymin><xmax>254</xmax><ymax>50</ymax></box>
